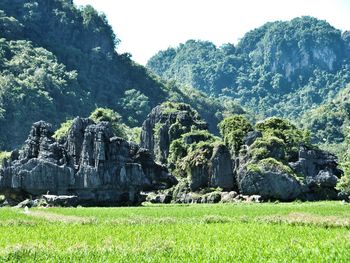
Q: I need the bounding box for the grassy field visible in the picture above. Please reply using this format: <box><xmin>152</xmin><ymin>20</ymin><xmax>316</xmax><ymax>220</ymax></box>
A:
<box><xmin>0</xmin><ymin>202</ymin><xmax>350</xmax><ymax>262</ymax></box>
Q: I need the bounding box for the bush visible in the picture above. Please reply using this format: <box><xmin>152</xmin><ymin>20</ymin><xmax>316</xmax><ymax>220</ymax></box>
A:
<box><xmin>0</xmin><ymin>151</ymin><xmax>11</xmax><ymax>167</ymax></box>
<box><xmin>90</xmin><ymin>108</ymin><xmax>128</xmax><ymax>139</ymax></box>
<box><xmin>219</xmin><ymin>115</ymin><xmax>253</xmax><ymax>156</ymax></box>
<box><xmin>255</xmin><ymin>117</ymin><xmax>310</xmax><ymax>161</ymax></box>
<box><xmin>53</xmin><ymin>119</ymin><xmax>74</xmax><ymax>140</ymax></box>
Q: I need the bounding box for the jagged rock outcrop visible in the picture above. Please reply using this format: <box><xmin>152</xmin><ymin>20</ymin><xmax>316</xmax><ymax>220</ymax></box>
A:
<box><xmin>188</xmin><ymin>144</ymin><xmax>235</xmax><ymax>191</ymax></box>
<box><xmin>140</xmin><ymin>103</ymin><xmax>235</xmax><ymax>198</ymax></box>
<box><xmin>289</xmin><ymin>147</ymin><xmax>342</xmax><ymax>200</ymax></box>
<box><xmin>237</xmin><ymin>141</ymin><xmax>342</xmax><ymax>201</ymax></box>
<box><xmin>140</xmin><ymin>102</ymin><xmax>207</xmax><ymax>164</ymax></box>
<box><xmin>0</xmin><ymin>118</ymin><xmax>177</xmax><ymax>206</ymax></box>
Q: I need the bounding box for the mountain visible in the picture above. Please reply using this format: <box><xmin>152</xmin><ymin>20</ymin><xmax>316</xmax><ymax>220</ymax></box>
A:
<box><xmin>0</xmin><ymin>0</ymin><xmax>244</xmax><ymax>149</ymax></box>
<box><xmin>299</xmin><ymin>84</ymin><xmax>350</xmax><ymax>158</ymax></box>
<box><xmin>147</xmin><ymin>16</ymin><xmax>350</xmax><ymax>121</ymax></box>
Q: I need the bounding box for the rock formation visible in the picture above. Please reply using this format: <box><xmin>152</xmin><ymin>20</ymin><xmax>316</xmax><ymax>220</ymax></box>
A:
<box><xmin>289</xmin><ymin>146</ymin><xmax>342</xmax><ymax>200</ymax></box>
<box><xmin>187</xmin><ymin>144</ymin><xmax>235</xmax><ymax>191</ymax></box>
<box><xmin>237</xmin><ymin>159</ymin><xmax>302</xmax><ymax>201</ymax></box>
<box><xmin>140</xmin><ymin>102</ymin><xmax>207</xmax><ymax>164</ymax></box>
<box><xmin>0</xmin><ymin>118</ymin><xmax>177</xmax><ymax>206</ymax></box>
<box><xmin>236</xmin><ymin>135</ymin><xmax>343</xmax><ymax>201</ymax></box>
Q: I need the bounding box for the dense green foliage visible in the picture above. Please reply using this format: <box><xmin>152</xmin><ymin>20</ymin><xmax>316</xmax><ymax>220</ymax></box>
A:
<box><xmin>147</xmin><ymin>16</ymin><xmax>350</xmax><ymax>128</ymax></box>
<box><xmin>89</xmin><ymin>108</ymin><xmax>128</xmax><ymax>139</ymax></box>
<box><xmin>53</xmin><ymin>119</ymin><xmax>74</xmax><ymax>140</ymax></box>
<box><xmin>337</xmin><ymin>132</ymin><xmax>350</xmax><ymax>193</ymax></box>
<box><xmin>0</xmin><ymin>0</ymin><xmax>248</xmax><ymax>149</ymax></box>
<box><xmin>301</xmin><ymin>84</ymin><xmax>350</xmax><ymax>145</ymax></box>
<box><xmin>0</xmin><ymin>0</ymin><xmax>169</xmax><ymax>149</ymax></box>
<box><xmin>0</xmin><ymin>39</ymin><xmax>79</xmax><ymax>149</ymax></box>
<box><xmin>218</xmin><ymin>115</ymin><xmax>309</xmax><ymax>164</ymax></box>
<box><xmin>255</xmin><ymin>117</ymin><xmax>310</xmax><ymax>162</ymax></box>
<box><xmin>169</xmin><ymin>130</ymin><xmax>220</xmax><ymax>178</ymax></box>
<box><xmin>219</xmin><ymin>115</ymin><xmax>253</xmax><ymax>156</ymax></box>
<box><xmin>53</xmin><ymin>107</ymin><xmax>143</xmax><ymax>143</ymax></box>
<box><xmin>1</xmin><ymin>203</ymin><xmax>350</xmax><ymax>261</ymax></box>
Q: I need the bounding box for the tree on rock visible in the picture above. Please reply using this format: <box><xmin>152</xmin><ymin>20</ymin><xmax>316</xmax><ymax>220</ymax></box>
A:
<box><xmin>219</xmin><ymin>115</ymin><xmax>253</xmax><ymax>156</ymax></box>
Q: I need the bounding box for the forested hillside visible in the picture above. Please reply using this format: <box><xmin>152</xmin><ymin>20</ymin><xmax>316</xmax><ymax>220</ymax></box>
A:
<box><xmin>1</xmin><ymin>1</ymin><xmax>349</xmax><ymax>157</ymax></box>
<box><xmin>0</xmin><ymin>0</ymin><xmax>244</xmax><ymax>149</ymax></box>
<box><xmin>148</xmin><ymin>17</ymin><xmax>350</xmax><ymax>122</ymax></box>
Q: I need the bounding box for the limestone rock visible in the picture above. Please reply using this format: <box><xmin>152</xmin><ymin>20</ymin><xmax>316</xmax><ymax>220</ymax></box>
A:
<box><xmin>289</xmin><ymin>146</ymin><xmax>342</xmax><ymax>199</ymax></box>
<box><xmin>186</xmin><ymin>144</ymin><xmax>235</xmax><ymax>191</ymax></box>
<box><xmin>238</xmin><ymin>163</ymin><xmax>302</xmax><ymax>201</ymax></box>
<box><xmin>0</xmin><ymin>118</ymin><xmax>177</xmax><ymax>206</ymax></box>
<box><xmin>140</xmin><ymin>103</ymin><xmax>207</xmax><ymax>164</ymax></box>
<box><xmin>243</xmin><ymin>131</ymin><xmax>262</xmax><ymax>146</ymax></box>
<box><xmin>42</xmin><ymin>194</ymin><xmax>79</xmax><ymax>207</ymax></box>
<box><xmin>209</xmin><ymin>144</ymin><xmax>235</xmax><ymax>190</ymax></box>
<box><xmin>220</xmin><ymin>191</ymin><xmax>238</xmax><ymax>203</ymax></box>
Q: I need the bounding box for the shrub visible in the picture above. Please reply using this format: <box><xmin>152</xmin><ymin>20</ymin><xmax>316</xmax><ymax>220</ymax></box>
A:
<box><xmin>219</xmin><ymin>115</ymin><xmax>253</xmax><ymax>156</ymax></box>
<box><xmin>0</xmin><ymin>151</ymin><xmax>11</xmax><ymax>167</ymax></box>
<box><xmin>90</xmin><ymin>108</ymin><xmax>128</xmax><ymax>139</ymax></box>
<box><xmin>53</xmin><ymin>119</ymin><xmax>73</xmax><ymax>140</ymax></box>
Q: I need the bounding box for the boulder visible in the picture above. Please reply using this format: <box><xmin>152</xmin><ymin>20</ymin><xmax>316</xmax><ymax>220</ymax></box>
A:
<box><xmin>0</xmin><ymin>118</ymin><xmax>177</xmax><ymax>206</ymax></box>
<box><xmin>201</xmin><ymin>191</ymin><xmax>221</xmax><ymax>203</ymax></box>
<box><xmin>220</xmin><ymin>191</ymin><xmax>238</xmax><ymax>203</ymax></box>
<box><xmin>237</xmin><ymin>159</ymin><xmax>302</xmax><ymax>201</ymax></box>
<box><xmin>145</xmin><ymin>192</ymin><xmax>172</xmax><ymax>204</ymax></box>
<box><xmin>236</xmin><ymin>130</ymin><xmax>343</xmax><ymax>201</ymax></box>
<box><xmin>42</xmin><ymin>195</ymin><xmax>79</xmax><ymax>207</ymax></box>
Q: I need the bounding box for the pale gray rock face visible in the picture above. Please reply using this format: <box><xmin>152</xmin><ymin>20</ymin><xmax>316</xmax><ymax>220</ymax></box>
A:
<box><xmin>0</xmin><ymin>118</ymin><xmax>177</xmax><ymax>206</ymax></box>
<box><xmin>187</xmin><ymin>144</ymin><xmax>235</xmax><ymax>192</ymax></box>
<box><xmin>209</xmin><ymin>144</ymin><xmax>235</xmax><ymax>190</ymax></box>
<box><xmin>238</xmin><ymin>165</ymin><xmax>302</xmax><ymax>201</ymax></box>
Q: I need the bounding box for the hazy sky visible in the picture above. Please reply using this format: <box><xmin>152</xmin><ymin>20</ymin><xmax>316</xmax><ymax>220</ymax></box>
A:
<box><xmin>74</xmin><ymin>0</ymin><xmax>350</xmax><ymax>65</ymax></box>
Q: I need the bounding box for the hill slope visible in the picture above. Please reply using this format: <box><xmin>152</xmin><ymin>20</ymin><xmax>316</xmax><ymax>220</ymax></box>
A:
<box><xmin>0</xmin><ymin>0</ymin><xmax>245</xmax><ymax>149</ymax></box>
<box><xmin>147</xmin><ymin>17</ymin><xmax>350</xmax><ymax>121</ymax></box>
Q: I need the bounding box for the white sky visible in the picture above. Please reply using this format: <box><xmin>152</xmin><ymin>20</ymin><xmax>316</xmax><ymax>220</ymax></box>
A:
<box><xmin>74</xmin><ymin>0</ymin><xmax>350</xmax><ymax>65</ymax></box>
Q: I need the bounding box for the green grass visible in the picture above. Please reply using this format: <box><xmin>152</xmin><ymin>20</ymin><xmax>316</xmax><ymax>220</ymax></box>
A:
<box><xmin>1</xmin><ymin>202</ymin><xmax>350</xmax><ymax>262</ymax></box>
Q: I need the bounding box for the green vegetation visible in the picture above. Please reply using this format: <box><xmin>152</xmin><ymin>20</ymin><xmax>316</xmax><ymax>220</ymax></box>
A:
<box><xmin>147</xmin><ymin>17</ymin><xmax>350</xmax><ymax>149</ymax></box>
<box><xmin>337</xmin><ymin>132</ymin><xmax>350</xmax><ymax>193</ymax></box>
<box><xmin>256</xmin><ymin>117</ymin><xmax>310</xmax><ymax>161</ymax></box>
<box><xmin>219</xmin><ymin>115</ymin><xmax>253</xmax><ymax>156</ymax></box>
<box><xmin>258</xmin><ymin>158</ymin><xmax>297</xmax><ymax>176</ymax></box>
<box><xmin>0</xmin><ymin>0</ymin><xmax>169</xmax><ymax>149</ymax></box>
<box><xmin>1</xmin><ymin>202</ymin><xmax>350</xmax><ymax>262</ymax></box>
<box><xmin>249</xmin><ymin>136</ymin><xmax>286</xmax><ymax>161</ymax></box>
<box><xmin>89</xmin><ymin>108</ymin><xmax>128</xmax><ymax>139</ymax></box>
<box><xmin>52</xmin><ymin>108</ymin><xmax>142</xmax><ymax>143</ymax></box>
<box><xmin>0</xmin><ymin>0</ymin><xmax>250</xmax><ymax>150</ymax></box>
<box><xmin>0</xmin><ymin>151</ymin><xmax>11</xmax><ymax>167</ymax></box>
<box><xmin>53</xmin><ymin>119</ymin><xmax>74</xmax><ymax>140</ymax></box>
<box><xmin>300</xmin><ymin>84</ymin><xmax>350</xmax><ymax>159</ymax></box>
<box><xmin>169</xmin><ymin>130</ymin><xmax>220</xmax><ymax>178</ymax></box>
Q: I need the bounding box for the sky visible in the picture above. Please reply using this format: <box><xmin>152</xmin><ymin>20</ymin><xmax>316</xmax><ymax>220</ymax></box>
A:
<box><xmin>74</xmin><ymin>0</ymin><xmax>350</xmax><ymax>65</ymax></box>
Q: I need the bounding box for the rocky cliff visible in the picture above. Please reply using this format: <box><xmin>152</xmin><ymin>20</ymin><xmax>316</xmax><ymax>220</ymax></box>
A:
<box><xmin>0</xmin><ymin>118</ymin><xmax>177</xmax><ymax>206</ymax></box>
<box><xmin>140</xmin><ymin>102</ymin><xmax>207</xmax><ymax>164</ymax></box>
<box><xmin>236</xmin><ymin>130</ymin><xmax>343</xmax><ymax>201</ymax></box>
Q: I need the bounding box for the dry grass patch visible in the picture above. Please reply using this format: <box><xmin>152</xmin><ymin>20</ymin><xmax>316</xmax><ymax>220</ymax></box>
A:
<box><xmin>24</xmin><ymin>210</ymin><xmax>96</xmax><ymax>224</ymax></box>
<box><xmin>257</xmin><ymin>212</ymin><xmax>350</xmax><ymax>228</ymax></box>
